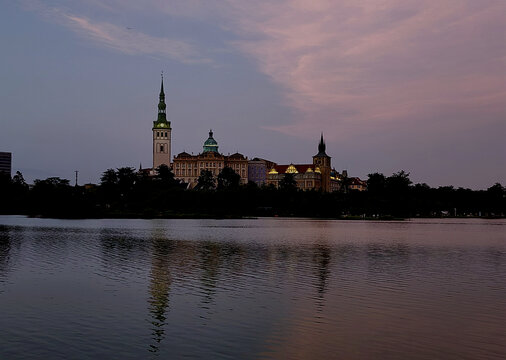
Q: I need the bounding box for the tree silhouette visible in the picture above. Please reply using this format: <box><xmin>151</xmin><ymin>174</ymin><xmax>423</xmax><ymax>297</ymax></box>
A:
<box><xmin>279</xmin><ymin>173</ymin><xmax>297</xmax><ymax>191</ymax></box>
<box><xmin>217</xmin><ymin>167</ymin><xmax>240</xmax><ymax>190</ymax></box>
<box><xmin>196</xmin><ymin>170</ymin><xmax>215</xmax><ymax>191</ymax></box>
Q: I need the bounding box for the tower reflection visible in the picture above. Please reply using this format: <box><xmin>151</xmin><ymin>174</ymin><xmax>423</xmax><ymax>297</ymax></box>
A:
<box><xmin>148</xmin><ymin>237</ymin><xmax>173</xmax><ymax>353</ymax></box>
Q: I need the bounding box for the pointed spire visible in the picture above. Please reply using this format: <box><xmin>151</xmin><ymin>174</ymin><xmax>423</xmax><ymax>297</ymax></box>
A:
<box><xmin>160</xmin><ymin>71</ymin><xmax>165</xmax><ymax>97</ymax></box>
<box><xmin>318</xmin><ymin>132</ymin><xmax>326</xmax><ymax>154</ymax></box>
<box><xmin>156</xmin><ymin>72</ymin><xmax>167</xmax><ymax>123</ymax></box>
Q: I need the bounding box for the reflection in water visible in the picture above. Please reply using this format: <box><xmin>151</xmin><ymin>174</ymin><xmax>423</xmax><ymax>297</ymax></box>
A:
<box><xmin>0</xmin><ymin>226</ymin><xmax>12</xmax><ymax>281</ymax></box>
<box><xmin>0</xmin><ymin>217</ymin><xmax>505</xmax><ymax>360</ymax></box>
<box><xmin>148</xmin><ymin>237</ymin><xmax>173</xmax><ymax>353</ymax></box>
<box><xmin>199</xmin><ymin>242</ymin><xmax>221</xmax><ymax>306</ymax></box>
<box><xmin>312</xmin><ymin>244</ymin><xmax>331</xmax><ymax>311</ymax></box>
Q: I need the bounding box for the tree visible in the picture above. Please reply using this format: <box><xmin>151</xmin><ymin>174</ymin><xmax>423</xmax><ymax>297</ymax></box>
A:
<box><xmin>279</xmin><ymin>173</ymin><xmax>297</xmax><ymax>191</ymax></box>
<box><xmin>217</xmin><ymin>167</ymin><xmax>240</xmax><ymax>190</ymax></box>
<box><xmin>386</xmin><ymin>171</ymin><xmax>412</xmax><ymax>193</ymax></box>
<box><xmin>155</xmin><ymin>164</ymin><xmax>178</xmax><ymax>187</ymax></box>
<box><xmin>340</xmin><ymin>175</ymin><xmax>352</xmax><ymax>194</ymax></box>
<box><xmin>116</xmin><ymin>167</ymin><xmax>136</xmax><ymax>195</ymax></box>
<box><xmin>367</xmin><ymin>173</ymin><xmax>386</xmax><ymax>194</ymax></box>
<box><xmin>12</xmin><ymin>171</ymin><xmax>27</xmax><ymax>188</ymax></box>
<box><xmin>196</xmin><ymin>170</ymin><xmax>215</xmax><ymax>190</ymax></box>
<box><xmin>100</xmin><ymin>169</ymin><xmax>118</xmax><ymax>187</ymax></box>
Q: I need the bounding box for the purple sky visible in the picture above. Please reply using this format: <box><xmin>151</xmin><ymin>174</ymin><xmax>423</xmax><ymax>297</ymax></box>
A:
<box><xmin>1</xmin><ymin>0</ymin><xmax>505</xmax><ymax>188</ymax></box>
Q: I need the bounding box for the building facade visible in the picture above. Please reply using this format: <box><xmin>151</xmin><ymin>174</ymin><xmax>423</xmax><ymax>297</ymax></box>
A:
<box><xmin>173</xmin><ymin>131</ymin><xmax>248</xmax><ymax>188</ymax></box>
<box><xmin>266</xmin><ymin>135</ymin><xmax>344</xmax><ymax>192</ymax></box>
<box><xmin>248</xmin><ymin>158</ymin><xmax>276</xmax><ymax>186</ymax></box>
<box><xmin>0</xmin><ymin>152</ymin><xmax>12</xmax><ymax>176</ymax></box>
<box><xmin>349</xmin><ymin>177</ymin><xmax>367</xmax><ymax>191</ymax></box>
<box><xmin>152</xmin><ymin>76</ymin><xmax>172</xmax><ymax>169</ymax></box>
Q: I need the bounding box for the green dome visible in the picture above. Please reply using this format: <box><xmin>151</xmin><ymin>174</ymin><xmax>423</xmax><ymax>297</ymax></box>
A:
<box><xmin>203</xmin><ymin>130</ymin><xmax>219</xmax><ymax>153</ymax></box>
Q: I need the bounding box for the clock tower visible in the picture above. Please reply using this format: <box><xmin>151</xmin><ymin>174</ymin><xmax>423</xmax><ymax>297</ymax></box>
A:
<box><xmin>313</xmin><ymin>133</ymin><xmax>332</xmax><ymax>192</ymax></box>
<box><xmin>152</xmin><ymin>75</ymin><xmax>172</xmax><ymax>169</ymax></box>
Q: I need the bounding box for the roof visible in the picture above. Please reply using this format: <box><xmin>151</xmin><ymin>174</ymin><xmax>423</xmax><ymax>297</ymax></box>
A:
<box><xmin>349</xmin><ymin>177</ymin><xmax>367</xmax><ymax>186</ymax></box>
<box><xmin>271</xmin><ymin>164</ymin><xmax>317</xmax><ymax>174</ymax></box>
<box><xmin>203</xmin><ymin>130</ymin><xmax>219</xmax><ymax>153</ymax></box>
<box><xmin>228</xmin><ymin>152</ymin><xmax>246</xmax><ymax>160</ymax></box>
<box><xmin>174</xmin><ymin>151</ymin><xmax>193</xmax><ymax>158</ymax></box>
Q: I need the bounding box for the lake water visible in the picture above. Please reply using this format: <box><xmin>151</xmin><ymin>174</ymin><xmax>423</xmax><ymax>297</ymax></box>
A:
<box><xmin>0</xmin><ymin>216</ymin><xmax>505</xmax><ymax>359</ymax></box>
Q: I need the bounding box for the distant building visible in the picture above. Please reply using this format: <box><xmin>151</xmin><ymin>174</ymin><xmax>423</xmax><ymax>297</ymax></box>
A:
<box><xmin>266</xmin><ymin>135</ymin><xmax>343</xmax><ymax>192</ymax></box>
<box><xmin>173</xmin><ymin>130</ymin><xmax>248</xmax><ymax>188</ymax></box>
<box><xmin>0</xmin><ymin>152</ymin><xmax>12</xmax><ymax>176</ymax></box>
<box><xmin>248</xmin><ymin>158</ymin><xmax>276</xmax><ymax>186</ymax></box>
<box><xmin>349</xmin><ymin>177</ymin><xmax>367</xmax><ymax>191</ymax></box>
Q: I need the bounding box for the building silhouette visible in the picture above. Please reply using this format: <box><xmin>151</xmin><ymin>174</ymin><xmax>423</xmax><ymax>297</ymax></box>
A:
<box><xmin>0</xmin><ymin>152</ymin><xmax>12</xmax><ymax>176</ymax></box>
<box><xmin>148</xmin><ymin>79</ymin><xmax>361</xmax><ymax>192</ymax></box>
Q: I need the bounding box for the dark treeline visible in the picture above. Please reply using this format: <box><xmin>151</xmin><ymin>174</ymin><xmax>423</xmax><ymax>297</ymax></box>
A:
<box><xmin>0</xmin><ymin>166</ymin><xmax>504</xmax><ymax>219</ymax></box>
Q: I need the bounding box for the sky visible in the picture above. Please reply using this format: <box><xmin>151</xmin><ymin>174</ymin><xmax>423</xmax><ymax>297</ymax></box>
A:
<box><xmin>0</xmin><ymin>0</ymin><xmax>504</xmax><ymax>189</ymax></box>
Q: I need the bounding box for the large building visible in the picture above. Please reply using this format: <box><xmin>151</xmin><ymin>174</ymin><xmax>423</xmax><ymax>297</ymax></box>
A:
<box><xmin>0</xmin><ymin>152</ymin><xmax>12</xmax><ymax>176</ymax></box>
<box><xmin>147</xmin><ymin>79</ymin><xmax>360</xmax><ymax>192</ymax></box>
<box><xmin>152</xmin><ymin>76</ymin><xmax>172</xmax><ymax>169</ymax></box>
<box><xmin>173</xmin><ymin>130</ymin><xmax>249</xmax><ymax>188</ymax></box>
<box><xmin>248</xmin><ymin>158</ymin><xmax>276</xmax><ymax>186</ymax></box>
<box><xmin>266</xmin><ymin>135</ymin><xmax>343</xmax><ymax>192</ymax></box>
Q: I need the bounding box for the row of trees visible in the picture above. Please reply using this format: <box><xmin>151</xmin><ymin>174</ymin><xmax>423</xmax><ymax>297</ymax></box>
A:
<box><xmin>0</xmin><ymin>166</ymin><xmax>504</xmax><ymax>218</ymax></box>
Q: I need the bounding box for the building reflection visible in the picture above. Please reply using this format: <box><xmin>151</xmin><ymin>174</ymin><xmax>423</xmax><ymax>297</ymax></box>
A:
<box><xmin>199</xmin><ymin>242</ymin><xmax>221</xmax><ymax>305</ymax></box>
<box><xmin>147</xmin><ymin>236</ymin><xmax>174</xmax><ymax>353</ymax></box>
<box><xmin>313</xmin><ymin>244</ymin><xmax>331</xmax><ymax>299</ymax></box>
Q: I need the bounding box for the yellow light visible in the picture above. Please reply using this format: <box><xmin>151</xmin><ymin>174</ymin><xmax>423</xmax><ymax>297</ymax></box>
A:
<box><xmin>286</xmin><ymin>164</ymin><xmax>298</xmax><ymax>173</ymax></box>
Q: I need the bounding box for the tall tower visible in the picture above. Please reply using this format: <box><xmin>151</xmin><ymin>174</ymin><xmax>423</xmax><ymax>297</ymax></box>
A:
<box><xmin>152</xmin><ymin>74</ymin><xmax>172</xmax><ymax>169</ymax></box>
<box><xmin>312</xmin><ymin>133</ymin><xmax>332</xmax><ymax>192</ymax></box>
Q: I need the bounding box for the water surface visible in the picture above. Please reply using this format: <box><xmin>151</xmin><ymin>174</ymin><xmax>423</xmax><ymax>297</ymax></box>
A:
<box><xmin>1</xmin><ymin>216</ymin><xmax>505</xmax><ymax>359</ymax></box>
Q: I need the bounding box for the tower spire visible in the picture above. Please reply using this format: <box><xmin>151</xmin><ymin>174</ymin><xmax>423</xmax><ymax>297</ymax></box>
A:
<box><xmin>156</xmin><ymin>72</ymin><xmax>167</xmax><ymax>122</ymax></box>
<box><xmin>318</xmin><ymin>132</ymin><xmax>326</xmax><ymax>154</ymax></box>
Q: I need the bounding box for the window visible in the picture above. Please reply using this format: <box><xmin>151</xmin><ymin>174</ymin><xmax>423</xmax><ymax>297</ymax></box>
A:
<box><xmin>164</xmin><ymin>132</ymin><xmax>168</xmax><ymax>137</ymax></box>
<box><xmin>157</xmin><ymin>132</ymin><xmax>160</xmax><ymax>137</ymax></box>
<box><xmin>160</xmin><ymin>144</ymin><xmax>164</xmax><ymax>153</ymax></box>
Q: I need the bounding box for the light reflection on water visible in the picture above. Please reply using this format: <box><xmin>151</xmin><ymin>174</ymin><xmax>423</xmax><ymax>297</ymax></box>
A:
<box><xmin>0</xmin><ymin>216</ymin><xmax>505</xmax><ymax>359</ymax></box>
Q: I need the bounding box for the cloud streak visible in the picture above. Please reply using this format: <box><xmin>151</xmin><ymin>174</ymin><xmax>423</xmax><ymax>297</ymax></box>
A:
<box><xmin>23</xmin><ymin>1</ymin><xmax>212</xmax><ymax>64</ymax></box>
<box><xmin>214</xmin><ymin>0</ymin><xmax>506</xmax><ymax>139</ymax></box>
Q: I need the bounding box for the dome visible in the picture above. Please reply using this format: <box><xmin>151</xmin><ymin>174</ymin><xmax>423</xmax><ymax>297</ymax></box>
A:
<box><xmin>203</xmin><ymin>130</ymin><xmax>219</xmax><ymax>153</ymax></box>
